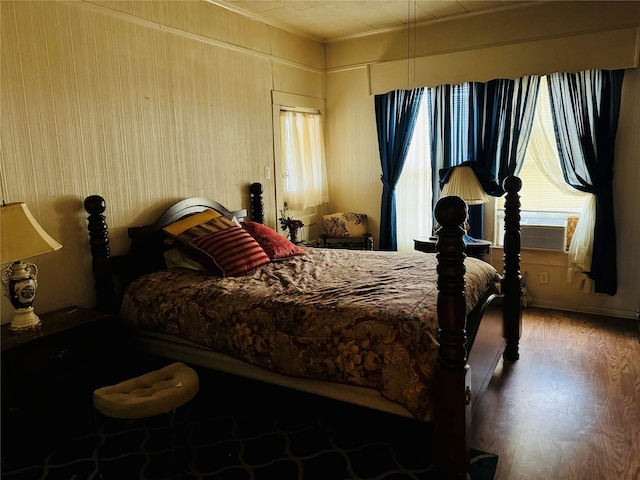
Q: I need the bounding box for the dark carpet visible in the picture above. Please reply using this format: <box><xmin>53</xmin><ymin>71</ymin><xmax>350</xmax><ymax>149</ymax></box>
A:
<box><xmin>2</xmin><ymin>366</ymin><xmax>497</xmax><ymax>480</ymax></box>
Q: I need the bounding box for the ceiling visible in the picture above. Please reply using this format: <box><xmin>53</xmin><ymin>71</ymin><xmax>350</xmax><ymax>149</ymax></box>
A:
<box><xmin>216</xmin><ymin>1</ymin><xmax>531</xmax><ymax>42</ymax></box>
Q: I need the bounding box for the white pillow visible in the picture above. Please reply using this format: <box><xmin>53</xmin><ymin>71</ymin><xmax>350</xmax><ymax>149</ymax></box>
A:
<box><xmin>163</xmin><ymin>248</ymin><xmax>206</xmax><ymax>271</ymax></box>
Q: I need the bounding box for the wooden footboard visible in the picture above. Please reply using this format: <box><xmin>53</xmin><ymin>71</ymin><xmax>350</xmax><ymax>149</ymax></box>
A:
<box><xmin>83</xmin><ymin>177</ymin><xmax>522</xmax><ymax>480</ymax></box>
<box><xmin>432</xmin><ymin>176</ymin><xmax>522</xmax><ymax>478</ymax></box>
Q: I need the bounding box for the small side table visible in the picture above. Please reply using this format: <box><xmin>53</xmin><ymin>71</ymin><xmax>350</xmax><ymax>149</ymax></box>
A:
<box><xmin>413</xmin><ymin>236</ymin><xmax>492</xmax><ymax>259</ymax></box>
<box><xmin>317</xmin><ymin>233</ymin><xmax>374</xmax><ymax>251</ymax></box>
<box><xmin>1</xmin><ymin>306</ymin><xmax>117</xmax><ymax>467</ymax></box>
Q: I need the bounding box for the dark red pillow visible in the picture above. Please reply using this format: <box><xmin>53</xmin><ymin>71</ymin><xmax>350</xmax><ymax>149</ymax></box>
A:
<box><xmin>242</xmin><ymin>221</ymin><xmax>305</xmax><ymax>260</ymax></box>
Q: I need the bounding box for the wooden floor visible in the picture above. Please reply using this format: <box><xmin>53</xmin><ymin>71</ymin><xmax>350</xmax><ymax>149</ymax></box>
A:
<box><xmin>472</xmin><ymin>307</ymin><xmax>640</xmax><ymax>480</ymax></box>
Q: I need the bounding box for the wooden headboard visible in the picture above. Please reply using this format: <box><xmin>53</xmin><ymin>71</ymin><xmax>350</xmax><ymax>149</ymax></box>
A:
<box><xmin>83</xmin><ymin>192</ymin><xmax>260</xmax><ymax>313</ymax></box>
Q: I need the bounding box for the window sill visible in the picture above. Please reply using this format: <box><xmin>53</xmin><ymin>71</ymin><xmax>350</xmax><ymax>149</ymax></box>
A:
<box><xmin>490</xmin><ymin>245</ymin><xmax>568</xmax><ymax>267</ymax></box>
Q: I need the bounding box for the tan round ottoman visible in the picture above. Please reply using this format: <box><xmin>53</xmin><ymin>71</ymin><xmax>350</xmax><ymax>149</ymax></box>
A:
<box><xmin>94</xmin><ymin>362</ymin><xmax>199</xmax><ymax>419</ymax></box>
<box><xmin>93</xmin><ymin>362</ymin><xmax>199</xmax><ymax>478</ymax></box>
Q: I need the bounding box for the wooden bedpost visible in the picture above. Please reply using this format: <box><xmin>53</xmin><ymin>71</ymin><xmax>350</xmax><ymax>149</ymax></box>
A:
<box><xmin>434</xmin><ymin>195</ymin><xmax>470</xmax><ymax>480</ymax></box>
<box><xmin>502</xmin><ymin>176</ymin><xmax>523</xmax><ymax>361</ymax></box>
<box><xmin>250</xmin><ymin>182</ymin><xmax>265</xmax><ymax>224</ymax></box>
<box><xmin>84</xmin><ymin>195</ymin><xmax>117</xmax><ymax>313</ymax></box>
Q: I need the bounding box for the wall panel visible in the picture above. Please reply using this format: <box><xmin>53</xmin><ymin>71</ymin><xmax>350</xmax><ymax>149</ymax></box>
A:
<box><xmin>325</xmin><ymin>67</ymin><xmax>382</xmax><ymax>240</ymax></box>
<box><xmin>272</xmin><ymin>63</ymin><xmax>323</xmax><ymax>99</ymax></box>
<box><xmin>326</xmin><ymin>1</ymin><xmax>640</xmax><ymax>70</ymax></box>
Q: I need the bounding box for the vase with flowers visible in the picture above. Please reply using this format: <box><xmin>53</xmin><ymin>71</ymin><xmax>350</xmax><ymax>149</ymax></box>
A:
<box><xmin>279</xmin><ymin>209</ymin><xmax>304</xmax><ymax>243</ymax></box>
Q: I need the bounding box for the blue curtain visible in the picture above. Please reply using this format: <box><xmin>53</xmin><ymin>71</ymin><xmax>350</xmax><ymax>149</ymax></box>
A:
<box><xmin>375</xmin><ymin>89</ymin><xmax>424</xmax><ymax>250</ymax></box>
<box><xmin>547</xmin><ymin>69</ymin><xmax>624</xmax><ymax>295</ymax></box>
<box><xmin>437</xmin><ymin>77</ymin><xmax>540</xmax><ymax>196</ymax></box>
<box><xmin>430</xmin><ymin>77</ymin><xmax>539</xmax><ymax>238</ymax></box>
<box><xmin>426</xmin><ymin>84</ymin><xmax>467</xmax><ymax>223</ymax></box>
<box><xmin>426</xmin><ymin>83</ymin><xmax>488</xmax><ymax>238</ymax></box>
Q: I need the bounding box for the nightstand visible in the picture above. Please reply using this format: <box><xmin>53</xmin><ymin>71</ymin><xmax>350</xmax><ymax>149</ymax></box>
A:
<box><xmin>1</xmin><ymin>306</ymin><xmax>119</xmax><ymax>467</ymax></box>
<box><xmin>413</xmin><ymin>236</ymin><xmax>492</xmax><ymax>259</ymax></box>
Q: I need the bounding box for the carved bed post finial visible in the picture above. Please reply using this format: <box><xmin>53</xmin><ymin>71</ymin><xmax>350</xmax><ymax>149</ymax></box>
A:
<box><xmin>434</xmin><ymin>195</ymin><xmax>470</xmax><ymax>479</ymax></box>
<box><xmin>502</xmin><ymin>176</ymin><xmax>523</xmax><ymax>361</ymax></box>
<box><xmin>250</xmin><ymin>182</ymin><xmax>265</xmax><ymax>224</ymax></box>
<box><xmin>84</xmin><ymin>195</ymin><xmax>117</xmax><ymax>313</ymax></box>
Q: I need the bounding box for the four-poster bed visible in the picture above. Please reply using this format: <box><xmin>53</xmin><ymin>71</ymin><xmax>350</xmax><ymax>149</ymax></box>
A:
<box><xmin>84</xmin><ymin>177</ymin><xmax>523</xmax><ymax>479</ymax></box>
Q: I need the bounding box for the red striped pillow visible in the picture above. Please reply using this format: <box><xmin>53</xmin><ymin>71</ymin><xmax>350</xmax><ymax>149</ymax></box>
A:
<box><xmin>189</xmin><ymin>226</ymin><xmax>270</xmax><ymax>277</ymax></box>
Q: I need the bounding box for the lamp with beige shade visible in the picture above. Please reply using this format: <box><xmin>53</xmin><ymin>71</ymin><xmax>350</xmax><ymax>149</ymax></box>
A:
<box><xmin>440</xmin><ymin>165</ymin><xmax>489</xmax><ymax>241</ymax></box>
<box><xmin>1</xmin><ymin>202</ymin><xmax>62</xmax><ymax>333</ymax></box>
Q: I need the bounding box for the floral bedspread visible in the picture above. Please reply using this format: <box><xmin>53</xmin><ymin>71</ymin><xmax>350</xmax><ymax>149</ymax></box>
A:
<box><xmin>120</xmin><ymin>248</ymin><xmax>499</xmax><ymax>421</ymax></box>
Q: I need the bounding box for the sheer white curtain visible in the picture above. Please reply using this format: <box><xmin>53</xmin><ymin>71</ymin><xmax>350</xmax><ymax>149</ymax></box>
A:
<box><xmin>396</xmin><ymin>101</ymin><xmax>432</xmax><ymax>252</ymax></box>
<box><xmin>527</xmin><ymin>77</ymin><xmax>594</xmax><ymax>292</ymax></box>
<box><xmin>280</xmin><ymin>110</ymin><xmax>329</xmax><ymax>209</ymax></box>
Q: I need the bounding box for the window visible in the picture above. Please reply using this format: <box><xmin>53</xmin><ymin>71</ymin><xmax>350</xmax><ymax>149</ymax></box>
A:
<box><xmin>494</xmin><ymin>76</ymin><xmax>587</xmax><ymax>247</ymax></box>
<box><xmin>397</xmin><ymin>76</ymin><xmax>588</xmax><ymax>252</ymax></box>
<box><xmin>275</xmin><ymin>106</ymin><xmax>329</xmax><ymax>242</ymax></box>
<box><xmin>280</xmin><ymin>109</ymin><xmax>328</xmax><ymax>210</ymax></box>
<box><xmin>397</xmin><ymin>83</ymin><xmax>473</xmax><ymax>252</ymax></box>
<box><xmin>396</xmin><ymin>100</ymin><xmax>432</xmax><ymax>252</ymax></box>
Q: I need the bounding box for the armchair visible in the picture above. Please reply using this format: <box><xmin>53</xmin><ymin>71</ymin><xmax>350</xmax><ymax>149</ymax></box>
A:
<box><xmin>318</xmin><ymin>212</ymin><xmax>373</xmax><ymax>250</ymax></box>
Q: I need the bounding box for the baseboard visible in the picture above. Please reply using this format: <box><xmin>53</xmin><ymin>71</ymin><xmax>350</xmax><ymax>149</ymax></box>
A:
<box><xmin>525</xmin><ymin>301</ymin><xmax>636</xmax><ymax>321</ymax></box>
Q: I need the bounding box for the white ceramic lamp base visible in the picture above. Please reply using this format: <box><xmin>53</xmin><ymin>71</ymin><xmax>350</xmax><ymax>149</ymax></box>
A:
<box><xmin>9</xmin><ymin>306</ymin><xmax>42</xmax><ymax>333</ymax></box>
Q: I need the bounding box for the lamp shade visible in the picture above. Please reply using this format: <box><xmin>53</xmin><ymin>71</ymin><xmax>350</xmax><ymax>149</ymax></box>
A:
<box><xmin>440</xmin><ymin>166</ymin><xmax>489</xmax><ymax>205</ymax></box>
<box><xmin>0</xmin><ymin>202</ymin><xmax>62</xmax><ymax>264</ymax></box>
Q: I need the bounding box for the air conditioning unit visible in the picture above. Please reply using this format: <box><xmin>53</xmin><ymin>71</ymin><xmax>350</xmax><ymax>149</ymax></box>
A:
<box><xmin>520</xmin><ymin>225</ymin><xmax>566</xmax><ymax>251</ymax></box>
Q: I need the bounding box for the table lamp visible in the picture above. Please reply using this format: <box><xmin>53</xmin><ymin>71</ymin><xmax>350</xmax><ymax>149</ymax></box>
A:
<box><xmin>440</xmin><ymin>165</ymin><xmax>489</xmax><ymax>242</ymax></box>
<box><xmin>1</xmin><ymin>202</ymin><xmax>62</xmax><ymax>333</ymax></box>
